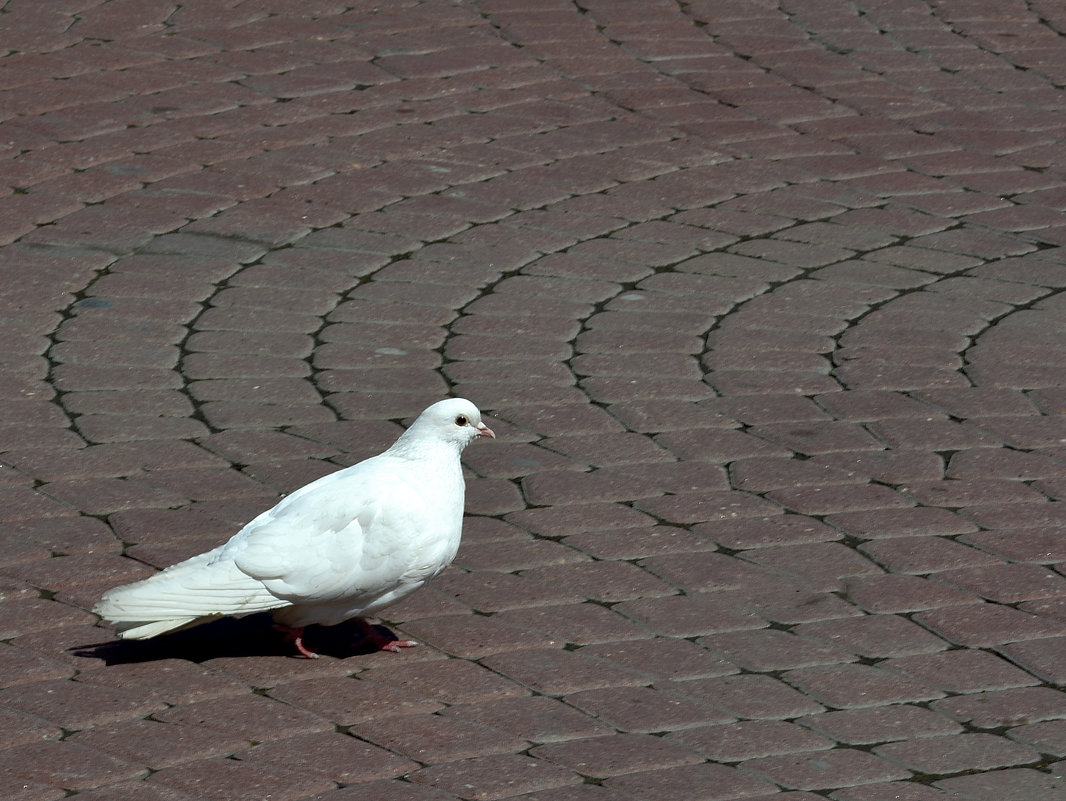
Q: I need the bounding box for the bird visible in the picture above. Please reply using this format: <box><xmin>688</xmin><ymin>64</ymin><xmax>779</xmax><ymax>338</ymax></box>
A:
<box><xmin>94</xmin><ymin>398</ymin><xmax>495</xmax><ymax>658</ymax></box>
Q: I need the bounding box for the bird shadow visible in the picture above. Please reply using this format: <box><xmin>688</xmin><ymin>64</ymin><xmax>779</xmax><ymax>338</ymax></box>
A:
<box><xmin>70</xmin><ymin>614</ymin><xmax>403</xmax><ymax>665</ymax></box>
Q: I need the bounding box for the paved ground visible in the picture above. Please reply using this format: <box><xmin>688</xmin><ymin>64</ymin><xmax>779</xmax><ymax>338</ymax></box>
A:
<box><xmin>3</xmin><ymin>1</ymin><xmax>1066</xmax><ymax>799</ymax></box>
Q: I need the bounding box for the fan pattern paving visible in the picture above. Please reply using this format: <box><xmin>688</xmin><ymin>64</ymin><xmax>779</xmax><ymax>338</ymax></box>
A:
<box><xmin>3</xmin><ymin>1</ymin><xmax>1066</xmax><ymax>800</ymax></box>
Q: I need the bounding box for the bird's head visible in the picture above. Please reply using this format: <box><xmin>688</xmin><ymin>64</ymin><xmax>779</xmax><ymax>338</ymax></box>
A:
<box><xmin>408</xmin><ymin>398</ymin><xmax>495</xmax><ymax>449</ymax></box>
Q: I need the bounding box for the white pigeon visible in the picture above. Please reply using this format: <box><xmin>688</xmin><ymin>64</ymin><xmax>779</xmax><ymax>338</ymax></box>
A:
<box><xmin>94</xmin><ymin>398</ymin><xmax>495</xmax><ymax>658</ymax></box>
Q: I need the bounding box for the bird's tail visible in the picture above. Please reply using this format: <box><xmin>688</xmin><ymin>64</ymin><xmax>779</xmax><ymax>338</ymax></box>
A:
<box><xmin>94</xmin><ymin>549</ymin><xmax>286</xmax><ymax>640</ymax></box>
<box><xmin>108</xmin><ymin>615</ymin><xmax>211</xmax><ymax>640</ymax></box>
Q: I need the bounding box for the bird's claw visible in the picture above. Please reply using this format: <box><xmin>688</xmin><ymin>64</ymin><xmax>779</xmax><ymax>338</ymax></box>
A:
<box><xmin>379</xmin><ymin>639</ymin><xmax>419</xmax><ymax>652</ymax></box>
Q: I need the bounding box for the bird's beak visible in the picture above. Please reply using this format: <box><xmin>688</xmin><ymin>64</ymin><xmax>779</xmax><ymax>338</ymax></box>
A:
<box><xmin>477</xmin><ymin>422</ymin><xmax>496</xmax><ymax>439</ymax></box>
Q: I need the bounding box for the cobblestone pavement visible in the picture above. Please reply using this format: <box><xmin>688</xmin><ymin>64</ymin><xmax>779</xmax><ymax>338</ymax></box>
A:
<box><xmin>4</xmin><ymin>1</ymin><xmax>1066</xmax><ymax>799</ymax></box>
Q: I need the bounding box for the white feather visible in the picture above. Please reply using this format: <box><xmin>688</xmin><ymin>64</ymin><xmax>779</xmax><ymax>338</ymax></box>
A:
<box><xmin>94</xmin><ymin>398</ymin><xmax>494</xmax><ymax>641</ymax></box>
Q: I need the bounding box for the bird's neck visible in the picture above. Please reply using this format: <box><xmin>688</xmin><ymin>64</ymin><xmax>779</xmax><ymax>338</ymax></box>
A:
<box><xmin>387</xmin><ymin>431</ymin><xmax>464</xmax><ymax>462</ymax></box>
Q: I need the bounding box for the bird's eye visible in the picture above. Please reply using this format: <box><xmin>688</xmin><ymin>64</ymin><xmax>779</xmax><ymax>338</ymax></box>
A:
<box><xmin>455</xmin><ymin>415</ymin><xmax>469</xmax><ymax>426</ymax></box>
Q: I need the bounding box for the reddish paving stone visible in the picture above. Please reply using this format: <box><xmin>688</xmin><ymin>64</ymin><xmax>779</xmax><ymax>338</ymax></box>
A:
<box><xmin>858</xmin><ymin>535</ymin><xmax>998</xmax><ymax>573</ymax></box>
<box><xmin>832</xmin><ymin>363</ymin><xmax>970</xmax><ymax>392</ymax></box>
<box><xmin>38</xmin><ymin>479</ymin><xmax>185</xmax><ymax>516</ymax></box>
<box><xmin>0</xmin><ymin>678</ymin><xmax>167</xmax><ymax>731</ymax></box>
<box><xmin>563</xmin><ymin>524</ymin><xmax>718</xmax><ymax>560</ymax></box>
<box><xmin>432</xmin><ymin>569</ymin><xmax>584</xmax><ymax>613</ymax></box>
<box><xmin>300</xmin><ymin>780</ymin><xmax>467</xmax><ymax>801</ymax></box>
<box><xmin>750</xmin><ymin>421</ymin><xmax>884</xmax><ymax>455</ymax></box>
<box><xmin>454</xmin><ymin>537</ymin><xmax>588</xmax><ymax>573</ymax></box>
<box><xmin>0</xmin><ymin>706</ymin><xmax>62</xmax><ymax>749</ymax></box>
<box><xmin>698</xmin><ymin>514</ymin><xmax>841</xmax><ymax>550</ymax></box>
<box><xmin>441</xmin><ymin>695</ymin><xmax>613</xmax><ymax>744</ymax></box>
<box><xmin>578</xmin><ymin>637</ymin><xmax>737</xmax><ymax>682</ymax></box>
<box><xmin>782</xmin><ymin>663</ymin><xmax>944</xmax><ymax>709</ymax></box>
<box><xmin>564</xmin><ymin>685</ymin><xmax>732</xmax><ymax>733</ymax></box>
<box><xmin>409</xmin><ymin>754</ymin><xmax>581</xmax><ymax>801</ymax></box>
<box><xmin>797</xmin><ymin>704</ymin><xmax>963</xmax><ymax>746</ymax></box>
<box><xmin>148</xmin><ymin>756</ymin><xmax>334</xmax><ymax>801</ymax></box>
<box><xmin>866</xmin><ymin>418</ymin><xmax>1003</xmax><ymax>450</ymax></box>
<box><xmin>1009</xmin><ymin>719</ymin><xmax>1066</xmax><ymax>756</ymax></box>
<box><xmin>379</xmin><ymin>585</ymin><xmax>473</xmax><ymax>624</ymax></box>
<box><xmin>730</xmin><ymin>456</ymin><xmax>865</xmax><ymax>492</ymax></box>
<box><xmin>0</xmin><ymin>740</ymin><xmax>146</xmax><ymax>792</ymax></box>
<box><xmin>917</xmin><ymin>604</ymin><xmax>1066</xmax><ymax>647</ymax></box>
<box><xmin>54</xmin><ymin>781</ymin><xmax>202</xmax><ymax>801</ymax></box>
<box><xmin>72</xmin><ymin>658</ymin><xmax>248</xmax><ymax>704</ymax></box>
<box><xmin>934</xmin><ymin>686</ymin><xmax>1066</xmax><ymax>729</ymax></box>
<box><xmin>795</xmin><ymin>615</ymin><xmax>949</xmax><ymax>659</ymax></box>
<box><xmin>766</xmin><ymin>483</ymin><xmax>913</xmax><ymax>516</ymax></box>
<box><xmin>602</xmin><ymin>762</ymin><xmax>778</xmax><ymax>801</ymax></box>
<box><xmin>933</xmin><ymin>562</ymin><xmax>1066</xmax><ymax>603</ymax></box>
<box><xmin>967</xmin><ymin>529</ymin><xmax>1066</xmax><ymax>558</ymax></box>
<box><xmin>504</xmin><ymin>502</ymin><xmax>657</xmax><ymax>538</ymax></box>
<box><xmin>964</xmin><ymin>501</ymin><xmax>1066</xmax><ymax>530</ymax></box>
<box><xmin>741</xmin><ymin>542</ymin><xmax>884</xmax><ymax>591</ymax></box>
<box><xmin>842</xmin><ymin>573</ymin><xmax>981</xmax><ymax>613</ymax></box>
<box><xmin>874</xmin><ymin>733</ymin><xmax>1039</xmax><ymax>774</ymax></box>
<box><xmin>671</xmin><ymin>720</ymin><xmax>833</xmax><ymax>762</ymax></box>
<box><xmin>0</xmin><ymin>595</ymin><xmax>99</xmax><ymax>639</ymax></box>
<box><xmin>481</xmin><ymin>648</ymin><xmax>647</xmax><ymax>696</ymax></box>
<box><xmin>700</xmin><ymin>628</ymin><xmax>856</xmax><ymax>672</ymax></box>
<box><xmin>916</xmin><ymin>388</ymin><xmax>1040</xmax><ymax>420</ymax></box>
<box><xmin>935</xmin><ymin>768</ymin><xmax>1066</xmax><ymax>801</ymax></box>
<box><xmin>998</xmin><ymin>637</ymin><xmax>1066</xmax><ymax>684</ymax></box>
<box><xmin>152</xmin><ymin>692</ymin><xmax>333</xmax><ymax>743</ymax></box>
<box><xmin>970</xmin><ymin>415</ymin><xmax>1066</xmax><ymax>448</ymax></box>
<box><xmin>68</xmin><ymin>719</ymin><xmax>249</xmax><ymax>771</ymax></box>
<box><xmin>750</xmin><ymin>583</ymin><xmax>865</xmax><ymax>626</ymax></box>
<box><xmin>706</xmin><ymin>394</ymin><xmax>833</xmax><ymax>424</ymax></box>
<box><xmin>883</xmin><ymin>650</ymin><xmax>1041</xmax><ymax>695</ymax></box>
<box><xmin>811</xmin><ymin>450</ymin><xmax>945</xmax><ymax>484</ymax></box>
<box><xmin>521</xmin><ymin>469</ymin><xmax>665</xmax><ymax>506</ymax></box>
<box><xmin>654</xmin><ymin>427</ymin><xmax>792</xmax><ymax>461</ymax></box>
<box><xmin>634</xmin><ymin>489</ymin><xmax>782</xmax><ymax>524</ymax></box>
<box><xmin>708</xmin><ymin>370</ymin><xmax>842</xmax><ymax>397</ymax></box>
<box><xmin>904</xmin><ymin>478</ymin><xmax>1048</xmax><ymax>508</ymax></box>
<box><xmin>530</xmin><ymin>733</ymin><xmax>704</xmax><ymax>779</ymax></box>
<box><xmin>520</xmin><ymin>560</ymin><xmax>678</xmax><ymax>603</ymax></box>
<box><xmin>357</xmin><ymin>658</ymin><xmax>529</xmax><ymax>706</ymax></box>
<box><xmin>0</xmin><ymin>485</ymin><xmax>81</xmax><ymax>521</ymax></box>
<box><xmin>668</xmin><ymin>673</ymin><xmax>826</xmax><ymax>720</ymax></box>
<box><xmin>396</xmin><ymin>613</ymin><xmax>559</xmax><ymax>658</ymax></box>
<box><xmin>349</xmin><ymin>713</ymin><xmax>528</xmax><ymax>764</ymax></box>
<box><xmin>743</xmin><ymin>748</ymin><xmax>910</xmax><ymax>791</ymax></box>
<box><xmin>606</xmin><ymin>399</ymin><xmax>737</xmax><ymax>432</ymax></box>
<box><xmin>1020</xmin><ymin>596</ymin><xmax>1066</xmax><ymax>624</ymax></box>
<box><xmin>814</xmin><ymin>391</ymin><xmax>945</xmax><ymax>422</ymax></box>
<box><xmin>494</xmin><ymin>601</ymin><xmax>656</xmax><ymax>645</ymax></box>
<box><xmin>267</xmin><ymin>675</ymin><xmax>445</xmax><ymax>725</ymax></box>
<box><xmin>539</xmin><ymin>432</ymin><xmax>676</xmax><ymax>467</ymax></box>
<box><xmin>833</xmin><ymin>784</ymin><xmax>964</xmax><ymax>801</ymax></box>
<box><xmin>1036</xmin><ymin>476</ymin><xmax>1066</xmax><ymax>502</ymax></box>
<box><xmin>614</xmin><ymin>592</ymin><xmax>764</xmax><ymax>639</ymax></box>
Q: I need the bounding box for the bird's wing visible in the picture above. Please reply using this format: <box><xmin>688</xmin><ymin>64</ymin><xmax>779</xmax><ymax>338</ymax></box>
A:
<box><xmin>230</xmin><ymin>463</ymin><xmax>431</xmax><ymax>606</ymax></box>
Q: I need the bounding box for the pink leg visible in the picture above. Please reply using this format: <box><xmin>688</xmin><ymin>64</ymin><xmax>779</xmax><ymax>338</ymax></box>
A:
<box><xmin>273</xmin><ymin>623</ymin><xmax>319</xmax><ymax>659</ymax></box>
<box><xmin>355</xmin><ymin>619</ymin><xmax>418</xmax><ymax>652</ymax></box>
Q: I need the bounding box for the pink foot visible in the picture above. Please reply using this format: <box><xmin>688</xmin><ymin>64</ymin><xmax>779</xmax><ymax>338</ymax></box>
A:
<box><xmin>379</xmin><ymin>639</ymin><xmax>419</xmax><ymax>653</ymax></box>
<box><xmin>355</xmin><ymin>619</ymin><xmax>418</xmax><ymax>653</ymax></box>
<box><xmin>274</xmin><ymin>624</ymin><xmax>319</xmax><ymax>659</ymax></box>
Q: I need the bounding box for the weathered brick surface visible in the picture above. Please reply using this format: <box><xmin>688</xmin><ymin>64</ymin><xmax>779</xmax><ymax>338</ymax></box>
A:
<box><xmin>5</xmin><ymin>2</ymin><xmax>1066</xmax><ymax>799</ymax></box>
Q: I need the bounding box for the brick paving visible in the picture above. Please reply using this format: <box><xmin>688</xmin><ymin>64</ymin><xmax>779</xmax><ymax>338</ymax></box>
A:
<box><xmin>3</xmin><ymin>0</ymin><xmax>1066</xmax><ymax>799</ymax></box>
